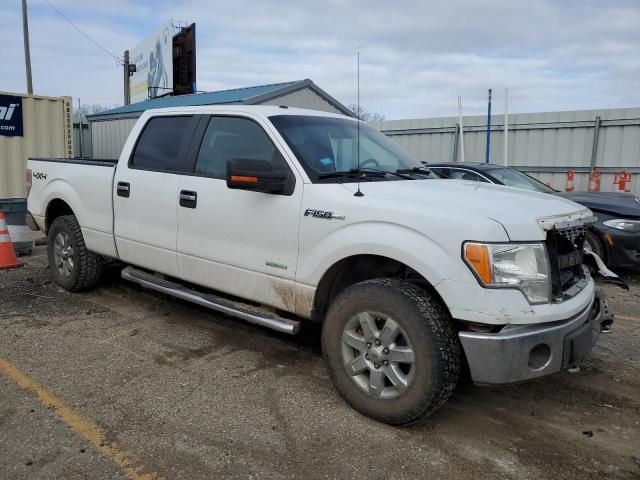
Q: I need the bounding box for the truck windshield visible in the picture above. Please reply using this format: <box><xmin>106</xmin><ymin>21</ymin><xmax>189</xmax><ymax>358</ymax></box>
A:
<box><xmin>269</xmin><ymin>115</ymin><xmax>426</xmax><ymax>182</ymax></box>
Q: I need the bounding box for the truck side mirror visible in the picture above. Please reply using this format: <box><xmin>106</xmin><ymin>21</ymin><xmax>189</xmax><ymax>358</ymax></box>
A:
<box><xmin>226</xmin><ymin>159</ymin><xmax>289</xmax><ymax>194</ymax></box>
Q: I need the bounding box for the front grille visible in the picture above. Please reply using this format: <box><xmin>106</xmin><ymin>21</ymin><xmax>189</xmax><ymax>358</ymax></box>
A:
<box><xmin>546</xmin><ymin>224</ymin><xmax>588</xmax><ymax>300</ymax></box>
<box><xmin>558</xmin><ymin>250</ymin><xmax>583</xmax><ymax>269</ymax></box>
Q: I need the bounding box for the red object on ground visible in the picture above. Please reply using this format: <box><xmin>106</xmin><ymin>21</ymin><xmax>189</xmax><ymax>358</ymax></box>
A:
<box><xmin>565</xmin><ymin>169</ymin><xmax>575</xmax><ymax>192</ymax></box>
<box><xmin>614</xmin><ymin>171</ymin><xmax>632</xmax><ymax>193</ymax></box>
<box><xmin>588</xmin><ymin>168</ymin><xmax>601</xmax><ymax>192</ymax></box>
<box><xmin>0</xmin><ymin>212</ymin><xmax>24</xmax><ymax>269</ymax></box>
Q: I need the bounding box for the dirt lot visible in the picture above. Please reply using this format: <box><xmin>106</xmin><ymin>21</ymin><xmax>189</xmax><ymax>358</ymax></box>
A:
<box><xmin>1</xmin><ymin>246</ymin><xmax>639</xmax><ymax>479</ymax></box>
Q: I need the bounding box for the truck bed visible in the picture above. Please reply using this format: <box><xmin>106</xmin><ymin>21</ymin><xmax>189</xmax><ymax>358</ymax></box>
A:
<box><xmin>27</xmin><ymin>157</ymin><xmax>118</xmax><ymax>258</ymax></box>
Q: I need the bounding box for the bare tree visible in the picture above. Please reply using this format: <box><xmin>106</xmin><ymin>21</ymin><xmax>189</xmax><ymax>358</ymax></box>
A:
<box><xmin>349</xmin><ymin>104</ymin><xmax>386</xmax><ymax>122</ymax></box>
<box><xmin>75</xmin><ymin>103</ymin><xmax>110</xmax><ymax>116</ymax></box>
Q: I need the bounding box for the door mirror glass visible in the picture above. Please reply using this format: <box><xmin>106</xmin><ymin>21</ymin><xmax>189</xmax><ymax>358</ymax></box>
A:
<box><xmin>226</xmin><ymin>159</ymin><xmax>289</xmax><ymax>194</ymax></box>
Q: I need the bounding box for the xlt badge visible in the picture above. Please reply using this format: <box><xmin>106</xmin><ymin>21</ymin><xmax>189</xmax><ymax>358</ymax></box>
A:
<box><xmin>304</xmin><ymin>209</ymin><xmax>345</xmax><ymax>220</ymax></box>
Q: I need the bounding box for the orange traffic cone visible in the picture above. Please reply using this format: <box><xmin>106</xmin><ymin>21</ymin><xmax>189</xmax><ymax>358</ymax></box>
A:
<box><xmin>0</xmin><ymin>212</ymin><xmax>24</xmax><ymax>269</ymax></box>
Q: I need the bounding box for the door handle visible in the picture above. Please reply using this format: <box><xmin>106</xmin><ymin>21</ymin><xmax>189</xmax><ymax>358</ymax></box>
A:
<box><xmin>179</xmin><ymin>190</ymin><xmax>197</xmax><ymax>208</ymax></box>
<box><xmin>117</xmin><ymin>182</ymin><xmax>130</xmax><ymax>198</ymax></box>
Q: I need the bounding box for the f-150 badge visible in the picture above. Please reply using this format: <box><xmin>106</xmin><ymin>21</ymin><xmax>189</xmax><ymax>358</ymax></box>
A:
<box><xmin>304</xmin><ymin>209</ymin><xmax>345</xmax><ymax>220</ymax></box>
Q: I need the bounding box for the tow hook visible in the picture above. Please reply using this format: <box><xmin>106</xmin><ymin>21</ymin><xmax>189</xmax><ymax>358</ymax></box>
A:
<box><xmin>597</xmin><ymin>288</ymin><xmax>614</xmax><ymax>334</ymax></box>
<box><xmin>600</xmin><ymin>320</ymin><xmax>613</xmax><ymax>334</ymax></box>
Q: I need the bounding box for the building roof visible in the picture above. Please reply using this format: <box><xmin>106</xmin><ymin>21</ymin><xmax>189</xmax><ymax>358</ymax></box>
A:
<box><xmin>88</xmin><ymin>78</ymin><xmax>353</xmax><ymax>120</ymax></box>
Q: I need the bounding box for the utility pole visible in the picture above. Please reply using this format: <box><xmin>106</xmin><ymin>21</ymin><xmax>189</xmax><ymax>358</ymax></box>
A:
<box><xmin>123</xmin><ymin>50</ymin><xmax>130</xmax><ymax>105</ymax></box>
<box><xmin>485</xmin><ymin>88</ymin><xmax>492</xmax><ymax>163</ymax></box>
<box><xmin>22</xmin><ymin>0</ymin><xmax>33</xmax><ymax>94</ymax></box>
<box><xmin>503</xmin><ymin>88</ymin><xmax>509</xmax><ymax>166</ymax></box>
<box><xmin>457</xmin><ymin>96</ymin><xmax>465</xmax><ymax>163</ymax></box>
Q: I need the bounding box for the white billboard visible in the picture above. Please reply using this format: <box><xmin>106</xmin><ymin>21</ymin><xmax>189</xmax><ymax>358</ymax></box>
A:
<box><xmin>130</xmin><ymin>20</ymin><xmax>174</xmax><ymax>104</ymax></box>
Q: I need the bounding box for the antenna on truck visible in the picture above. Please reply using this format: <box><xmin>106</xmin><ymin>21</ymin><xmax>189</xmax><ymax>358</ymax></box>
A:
<box><xmin>354</xmin><ymin>51</ymin><xmax>364</xmax><ymax>197</ymax></box>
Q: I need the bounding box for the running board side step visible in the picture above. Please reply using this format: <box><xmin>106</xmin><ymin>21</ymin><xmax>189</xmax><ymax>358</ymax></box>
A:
<box><xmin>121</xmin><ymin>266</ymin><xmax>300</xmax><ymax>335</ymax></box>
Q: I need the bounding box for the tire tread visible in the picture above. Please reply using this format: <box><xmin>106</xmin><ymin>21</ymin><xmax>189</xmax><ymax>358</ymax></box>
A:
<box><xmin>322</xmin><ymin>278</ymin><xmax>461</xmax><ymax>425</ymax></box>
<box><xmin>48</xmin><ymin>215</ymin><xmax>103</xmax><ymax>292</ymax></box>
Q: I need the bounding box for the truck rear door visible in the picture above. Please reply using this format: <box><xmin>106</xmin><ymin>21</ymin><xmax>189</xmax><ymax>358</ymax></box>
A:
<box><xmin>113</xmin><ymin>115</ymin><xmax>199</xmax><ymax>277</ymax></box>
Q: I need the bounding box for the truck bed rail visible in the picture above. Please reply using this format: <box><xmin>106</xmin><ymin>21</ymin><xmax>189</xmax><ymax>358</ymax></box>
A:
<box><xmin>29</xmin><ymin>157</ymin><xmax>117</xmax><ymax>167</ymax></box>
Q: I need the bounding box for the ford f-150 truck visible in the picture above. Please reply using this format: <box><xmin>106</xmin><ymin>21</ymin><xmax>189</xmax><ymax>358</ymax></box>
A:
<box><xmin>26</xmin><ymin>105</ymin><xmax>613</xmax><ymax>425</ymax></box>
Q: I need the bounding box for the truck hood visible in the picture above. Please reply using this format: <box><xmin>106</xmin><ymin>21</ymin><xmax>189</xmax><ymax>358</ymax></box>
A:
<box><xmin>341</xmin><ymin>179</ymin><xmax>592</xmax><ymax>241</ymax></box>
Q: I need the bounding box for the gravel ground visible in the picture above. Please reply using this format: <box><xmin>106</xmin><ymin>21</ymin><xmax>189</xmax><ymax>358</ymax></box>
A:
<box><xmin>0</xmin><ymin>246</ymin><xmax>639</xmax><ymax>479</ymax></box>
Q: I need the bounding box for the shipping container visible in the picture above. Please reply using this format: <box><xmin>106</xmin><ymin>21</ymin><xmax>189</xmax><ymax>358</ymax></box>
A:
<box><xmin>0</xmin><ymin>92</ymin><xmax>73</xmax><ymax>198</ymax></box>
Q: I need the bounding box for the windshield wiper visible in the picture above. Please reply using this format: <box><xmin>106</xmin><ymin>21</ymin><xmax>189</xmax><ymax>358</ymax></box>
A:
<box><xmin>358</xmin><ymin>167</ymin><xmax>416</xmax><ymax>179</ymax></box>
<box><xmin>318</xmin><ymin>167</ymin><xmax>417</xmax><ymax>180</ymax></box>
<box><xmin>396</xmin><ymin>166</ymin><xmax>432</xmax><ymax>176</ymax></box>
<box><xmin>318</xmin><ymin>169</ymin><xmax>389</xmax><ymax>180</ymax></box>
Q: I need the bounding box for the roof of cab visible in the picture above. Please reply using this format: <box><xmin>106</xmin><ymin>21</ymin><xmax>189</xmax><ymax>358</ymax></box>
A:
<box><xmin>139</xmin><ymin>104</ymin><xmax>353</xmax><ymax>120</ymax></box>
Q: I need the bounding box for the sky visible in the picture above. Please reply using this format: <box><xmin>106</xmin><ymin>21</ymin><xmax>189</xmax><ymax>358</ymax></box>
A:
<box><xmin>1</xmin><ymin>0</ymin><xmax>639</xmax><ymax>119</ymax></box>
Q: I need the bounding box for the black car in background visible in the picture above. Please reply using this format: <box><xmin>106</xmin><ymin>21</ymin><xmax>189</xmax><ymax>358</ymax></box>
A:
<box><xmin>428</xmin><ymin>163</ymin><xmax>640</xmax><ymax>269</ymax></box>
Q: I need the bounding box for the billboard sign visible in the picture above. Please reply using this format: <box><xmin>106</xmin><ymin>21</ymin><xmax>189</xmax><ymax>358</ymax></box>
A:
<box><xmin>130</xmin><ymin>20</ymin><xmax>174</xmax><ymax>103</ymax></box>
<box><xmin>0</xmin><ymin>94</ymin><xmax>23</xmax><ymax>137</ymax></box>
<box><xmin>172</xmin><ymin>23</ymin><xmax>197</xmax><ymax>96</ymax></box>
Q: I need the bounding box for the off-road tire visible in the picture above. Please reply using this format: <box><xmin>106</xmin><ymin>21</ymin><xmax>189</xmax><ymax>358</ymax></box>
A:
<box><xmin>47</xmin><ymin>215</ymin><xmax>103</xmax><ymax>292</ymax></box>
<box><xmin>322</xmin><ymin>278</ymin><xmax>461</xmax><ymax>425</ymax></box>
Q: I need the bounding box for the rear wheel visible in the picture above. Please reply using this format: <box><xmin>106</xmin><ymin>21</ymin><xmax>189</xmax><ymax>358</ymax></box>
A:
<box><xmin>47</xmin><ymin>215</ymin><xmax>103</xmax><ymax>292</ymax></box>
<box><xmin>322</xmin><ymin>278</ymin><xmax>461</xmax><ymax>425</ymax></box>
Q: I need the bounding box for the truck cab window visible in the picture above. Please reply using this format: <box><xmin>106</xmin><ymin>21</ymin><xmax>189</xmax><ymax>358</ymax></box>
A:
<box><xmin>195</xmin><ymin>116</ymin><xmax>285</xmax><ymax>179</ymax></box>
<box><xmin>130</xmin><ymin>116</ymin><xmax>194</xmax><ymax>171</ymax></box>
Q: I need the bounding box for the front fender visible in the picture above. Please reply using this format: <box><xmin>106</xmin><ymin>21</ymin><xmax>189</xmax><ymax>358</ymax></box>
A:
<box><xmin>297</xmin><ymin>220</ymin><xmax>480</xmax><ymax>288</ymax></box>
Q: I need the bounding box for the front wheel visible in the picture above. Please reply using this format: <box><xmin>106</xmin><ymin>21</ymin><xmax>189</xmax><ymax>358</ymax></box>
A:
<box><xmin>322</xmin><ymin>278</ymin><xmax>461</xmax><ymax>425</ymax></box>
<box><xmin>47</xmin><ymin>215</ymin><xmax>103</xmax><ymax>292</ymax></box>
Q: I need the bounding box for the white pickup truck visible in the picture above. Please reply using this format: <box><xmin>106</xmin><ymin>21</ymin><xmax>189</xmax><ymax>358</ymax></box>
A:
<box><xmin>26</xmin><ymin>105</ymin><xmax>613</xmax><ymax>425</ymax></box>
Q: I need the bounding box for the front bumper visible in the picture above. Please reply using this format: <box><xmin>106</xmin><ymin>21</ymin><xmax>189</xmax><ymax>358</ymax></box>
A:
<box><xmin>458</xmin><ymin>288</ymin><xmax>613</xmax><ymax>385</ymax></box>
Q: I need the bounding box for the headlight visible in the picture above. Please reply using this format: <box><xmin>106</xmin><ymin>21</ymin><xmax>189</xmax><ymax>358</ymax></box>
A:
<box><xmin>463</xmin><ymin>242</ymin><xmax>551</xmax><ymax>304</ymax></box>
<box><xmin>603</xmin><ymin>219</ymin><xmax>640</xmax><ymax>233</ymax></box>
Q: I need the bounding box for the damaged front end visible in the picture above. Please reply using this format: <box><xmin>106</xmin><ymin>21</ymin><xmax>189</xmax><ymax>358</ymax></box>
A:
<box><xmin>458</xmin><ymin>288</ymin><xmax>614</xmax><ymax>385</ymax></box>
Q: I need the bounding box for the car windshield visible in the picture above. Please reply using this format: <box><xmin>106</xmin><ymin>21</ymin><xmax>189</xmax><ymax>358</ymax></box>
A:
<box><xmin>487</xmin><ymin>167</ymin><xmax>556</xmax><ymax>193</ymax></box>
<box><xmin>269</xmin><ymin>115</ymin><xmax>426</xmax><ymax>182</ymax></box>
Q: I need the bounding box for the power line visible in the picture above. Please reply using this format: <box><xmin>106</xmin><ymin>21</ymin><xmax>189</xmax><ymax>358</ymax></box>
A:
<box><xmin>44</xmin><ymin>0</ymin><xmax>121</xmax><ymax>64</ymax></box>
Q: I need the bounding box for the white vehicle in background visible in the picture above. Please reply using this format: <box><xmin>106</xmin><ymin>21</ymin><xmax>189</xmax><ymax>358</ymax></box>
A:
<box><xmin>26</xmin><ymin>105</ymin><xmax>612</xmax><ymax>425</ymax></box>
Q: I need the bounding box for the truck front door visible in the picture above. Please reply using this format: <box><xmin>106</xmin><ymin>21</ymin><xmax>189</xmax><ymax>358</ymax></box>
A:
<box><xmin>176</xmin><ymin>114</ymin><xmax>302</xmax><ymax>310</ymax></box>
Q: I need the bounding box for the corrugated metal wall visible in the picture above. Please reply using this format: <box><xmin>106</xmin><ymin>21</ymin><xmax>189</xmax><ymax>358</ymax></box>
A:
<box><xmin>373</xmin><ymin>108</ymin><xmax>640</xmax><ymax>194</ymax></box>
<box><xmin>73</xmin><ymin>121</ymin><xmax>92</xmax><ymax>158</ymax></box>
<box><xmin>0</xmin><ymin>92</ymin><xmax>72</xmax><ymax>198</ymax></box>
<box><xmin>90</xmin><ymin>118</ymin><xmax>138</xmax><ymax>159</ymax></box>
<box><xmin>88</xmin><ymin>87</ymin><xmax>347</xmax><ymax>159</ymax></box>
